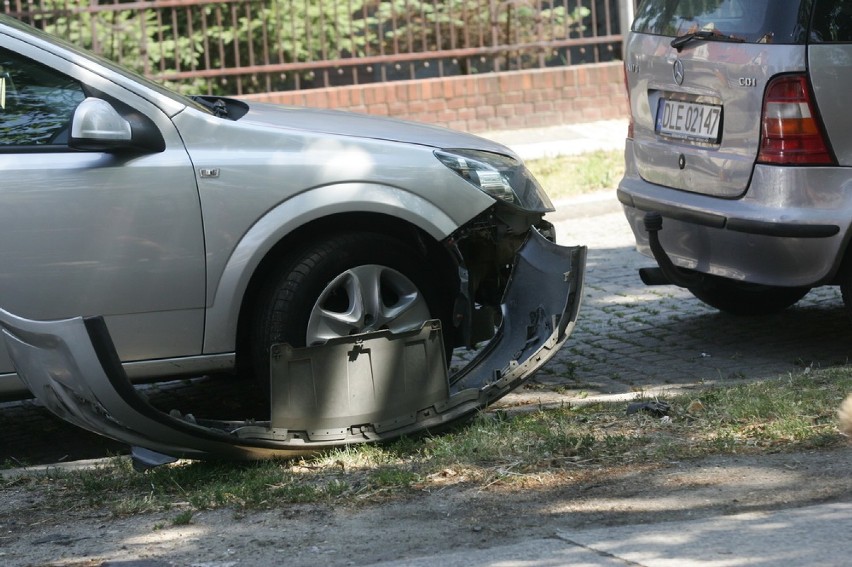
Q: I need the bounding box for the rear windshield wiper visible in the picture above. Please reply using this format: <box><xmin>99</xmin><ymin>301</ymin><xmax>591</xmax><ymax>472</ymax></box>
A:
<box><xmin>671</xmin><ymin>29</ymin><xmax>745</xmax><ymax>52</ymax></box>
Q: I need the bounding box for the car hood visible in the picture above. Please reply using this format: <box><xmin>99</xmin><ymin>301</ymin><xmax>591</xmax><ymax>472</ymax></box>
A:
<box><xmin>239</xmin><ymin>101</ymin><xmax>516</xmax><ymax>156</ymax></box>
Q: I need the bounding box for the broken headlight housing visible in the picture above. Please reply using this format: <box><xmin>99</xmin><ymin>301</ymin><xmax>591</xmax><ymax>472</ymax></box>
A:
<box><xmin>435</xmin><ymin>149</ymin><xmax>554</xmax><ymax>213</ymax></box>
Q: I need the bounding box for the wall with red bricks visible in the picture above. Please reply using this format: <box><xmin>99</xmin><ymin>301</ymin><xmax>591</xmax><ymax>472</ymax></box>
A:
<box><xmin>241</xmin><ymin>61</ymin><xmax>627</xmax><ymax>133</ymax></box>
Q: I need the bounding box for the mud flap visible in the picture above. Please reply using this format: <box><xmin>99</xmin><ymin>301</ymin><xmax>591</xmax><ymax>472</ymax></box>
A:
<box><xmin>0</xmin><ymin>230</ymin><xmax>585</xmax><ymax>462</ymax></box>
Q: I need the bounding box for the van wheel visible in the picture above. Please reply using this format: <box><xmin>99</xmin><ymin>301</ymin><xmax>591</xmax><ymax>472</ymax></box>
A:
<box><xmin>251</xmin><ymin>232</ymin><xmax>453</xmax><ymax>394</ymax></box>
<box><xmin>688</xmin><ymin>278</ymin><xmax>809</xmax><ymax>316</ymax></box>
<box><xmin>840</xmin><ymin>279</ymin><xmax>852</xmax><ymax>318</ymax></box>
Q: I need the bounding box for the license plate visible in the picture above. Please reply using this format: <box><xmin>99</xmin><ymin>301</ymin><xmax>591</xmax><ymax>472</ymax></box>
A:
<box><xmin>656</xmin><ymin>99</ymin><xmax>722</xmax><ymax>143</ymax></box>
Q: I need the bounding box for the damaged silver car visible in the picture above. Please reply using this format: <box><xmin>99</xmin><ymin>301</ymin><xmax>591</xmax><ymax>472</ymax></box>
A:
<box><xmin>0</xmin><ymin>16</ymin><xmax>585</xmax><ymax>465</ymax></box>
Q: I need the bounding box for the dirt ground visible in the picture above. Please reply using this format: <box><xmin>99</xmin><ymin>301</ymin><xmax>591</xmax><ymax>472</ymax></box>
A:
<box><xmin>1</xmin><ymin>447</ymin><xmax>851</xmax><ymax>567</ymax></box>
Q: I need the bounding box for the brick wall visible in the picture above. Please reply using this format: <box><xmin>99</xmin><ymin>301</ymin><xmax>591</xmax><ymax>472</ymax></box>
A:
<box><xmin>241</xmin><ymin>61</ymin><xmax>627</xmax><ymax>133</ymax></box>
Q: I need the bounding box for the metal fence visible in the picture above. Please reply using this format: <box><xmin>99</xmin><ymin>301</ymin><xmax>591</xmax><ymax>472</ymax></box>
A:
<box><xmin>2</xmin><ymin>0</ymin><xmax>625</xmax><ymax>95</ymax></box>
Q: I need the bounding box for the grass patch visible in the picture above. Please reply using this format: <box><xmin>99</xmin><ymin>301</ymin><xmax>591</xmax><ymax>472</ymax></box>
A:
<box><xmin>171</xmin><ymin>510</ymin><xmax>193</xmax><ymax>526</ymax></box>
<box><xmin>526</xmin><ymin>149</ymin><xmax>624</xmax><ymax>201</ymax></box>
<box><xmin>4</xmin><ymin>368</ymin><xmax>850</xmax><ymax>516</ymax></box>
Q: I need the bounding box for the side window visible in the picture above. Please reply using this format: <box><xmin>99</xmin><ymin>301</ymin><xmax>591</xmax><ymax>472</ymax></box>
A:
<box><xmin>811</xmin><ymin>1</ymin><xmax>852</xmax><ymax>43</ymax></box>
<box><xmin>0</xmin><ymin>47</ymin><xmax>86</xmax><ymax>147</ymax></box>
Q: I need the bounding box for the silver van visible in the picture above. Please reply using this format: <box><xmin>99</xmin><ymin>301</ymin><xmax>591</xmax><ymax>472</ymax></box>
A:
<box><xmin>618</xmin><ymin>0</ymin><xmax>852</xmax><ymax>315</ymax></box>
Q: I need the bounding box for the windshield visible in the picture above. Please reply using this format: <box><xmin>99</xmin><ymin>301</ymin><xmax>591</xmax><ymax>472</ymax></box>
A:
<box><xmin>632</xmin><ymin>0</ymin><xmax>810</xmax><ymax>45</ymax></box>
<box><xmin>0</xmin><ymin>15</ymin><xmax>209</xmax><ymax>114</ymax></box>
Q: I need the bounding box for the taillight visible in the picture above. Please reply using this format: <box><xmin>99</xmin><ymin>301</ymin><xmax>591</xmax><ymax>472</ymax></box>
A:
<box><xmin>757</xmin><ymin>74</ymin><xmax>834</xmax><ymax>165</ymax></box>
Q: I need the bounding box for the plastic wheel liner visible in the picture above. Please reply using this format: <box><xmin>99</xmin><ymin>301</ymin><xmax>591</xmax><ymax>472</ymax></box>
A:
<box><xmin>0</xmin><ymin>229</ymin><xmax>585</xmax><ymax>467</ymax></box>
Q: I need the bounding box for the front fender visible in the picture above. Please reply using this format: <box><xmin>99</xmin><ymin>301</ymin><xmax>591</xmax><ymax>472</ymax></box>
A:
<box><xmin>203</xmin><ymin>182</ymin><xmax>486</xmax><ymax>354</ymax></box>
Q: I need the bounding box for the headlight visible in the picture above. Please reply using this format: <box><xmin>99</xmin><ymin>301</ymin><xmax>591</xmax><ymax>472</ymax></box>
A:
<box><xmin>435</xmin><ymin>149</ymin><xmax>554</xmax><ymax>213</ymax></box>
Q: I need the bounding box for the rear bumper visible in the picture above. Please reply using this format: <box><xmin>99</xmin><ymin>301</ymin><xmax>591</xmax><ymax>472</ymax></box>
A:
<box><xmin>0</xmin><ymin>229</ymin><xmax>585</xmax><ymax>464</ymax></box>
<box><xmin>618</xmin><ymin>189</ymin><xmax>840</xmax><ymax>239</ymax></box>
<box><xmin>619</xmin><ymin>142</ymin><xmax>852</xmax><ymax>287</ymax></box>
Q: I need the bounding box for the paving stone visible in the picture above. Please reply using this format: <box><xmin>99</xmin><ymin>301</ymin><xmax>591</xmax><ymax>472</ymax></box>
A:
<box><xmin>495</xmin><ymin>199</ymin><xmax>852</xmax><ymax>407</ymax></box>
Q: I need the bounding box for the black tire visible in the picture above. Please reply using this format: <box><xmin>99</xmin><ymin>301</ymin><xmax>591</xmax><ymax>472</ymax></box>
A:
<box><xmin>840</xmin><ymin>278</ymin><xmax>852</xmax><ymax>319</ymax></box>
<box><xmin>688</xmin><ymin>278</ymin><xmax>809</xmax><ymax>316</ymax></box>
<box><xmin>250</xmin><ymin>232</ymin><xmax>453</xmax><ymax>392</ymax></box>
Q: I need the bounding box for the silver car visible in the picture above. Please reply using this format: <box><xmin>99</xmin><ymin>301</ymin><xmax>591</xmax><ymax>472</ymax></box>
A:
<box><xmin>619</xmin><ymin>0</ymin><xmax>852</xmax><ymax>315</ymax></box>
<box><xmin>0</xmin><ymin>17</ymin><xmax>584</xmax><ymax>461</ymax></box>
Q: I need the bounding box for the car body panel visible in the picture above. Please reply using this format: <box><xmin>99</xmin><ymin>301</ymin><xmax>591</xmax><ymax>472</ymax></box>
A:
<box><xmin>809</xmin><ymin>44</ymin><xmax>852</xmax><ymax>166</ymax></box>
<box><xmin>172</xmin><ymin>105</ymin><xmax>497</xmax><ymax>328</ymax></box>
<box><xmin>237</xmin><ymin>101</ymin><xmax>514</xmax><ymax>156</ymax></box>
<box><xmin>626</xmin><ymin>32</ymin><xmax>805</xmax><ymax>198</ymax></box>
<box><xmin>0</xmin><ymin>33</ymin><xmax>207</xmax><ymax>381</ymax></box>
<box><xmin>0</xmin><ymin>232</ymin><xmax>586</xmax><ymax>462</ymax></box>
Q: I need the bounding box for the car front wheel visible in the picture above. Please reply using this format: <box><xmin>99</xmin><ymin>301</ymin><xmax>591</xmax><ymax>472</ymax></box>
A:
<box><xmin>251</xmin><ymin>231</ymin><xmax>453</xmax><ymax>391</ymax></box>
<box><xmin>688</xmin><ymin>277</ymin><xmax>809</xmax><ymax>316</ymax></box>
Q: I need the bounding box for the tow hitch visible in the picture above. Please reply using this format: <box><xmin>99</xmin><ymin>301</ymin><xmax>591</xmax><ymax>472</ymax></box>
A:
<box><xmin>0</xmin><ymin>231</ymin><xmax>585</xmax><ymax>467</ymax></box>
<box><xmin>640</xmin><ymin>211</ymin><xmax>706</xmax><ymax>289</ymax></box>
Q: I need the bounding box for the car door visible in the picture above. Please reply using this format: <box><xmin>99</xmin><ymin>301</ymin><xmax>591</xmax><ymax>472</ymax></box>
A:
<box><xmin>0</xmin><ymin>39</ymin><xmax>206</xmax><ymax>377</ymax></box>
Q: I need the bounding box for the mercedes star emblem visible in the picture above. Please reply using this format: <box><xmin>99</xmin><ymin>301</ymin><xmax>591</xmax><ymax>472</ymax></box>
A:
<box><xmin>673</xmin><ymin>59</ymin><xmax>685</xmax><ymax>85</ymax></box>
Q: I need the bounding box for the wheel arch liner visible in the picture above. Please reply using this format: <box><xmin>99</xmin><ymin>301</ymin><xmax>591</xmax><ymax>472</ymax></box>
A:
<box><xmin>0</xmin><ymin>231</ymin><xmax>585</xmax><ymax>466</ymax></box>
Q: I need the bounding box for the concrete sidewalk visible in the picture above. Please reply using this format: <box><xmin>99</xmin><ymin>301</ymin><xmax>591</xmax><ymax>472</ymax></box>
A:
<box><xmin>481</xmin><ymin>119</ymin><xmax>629</xmax><ymax>160</ymax></box>
<box><xmin>368</xmin><ymin>502</ymin><xmax>852</xmax><ymax>566</ymax></box>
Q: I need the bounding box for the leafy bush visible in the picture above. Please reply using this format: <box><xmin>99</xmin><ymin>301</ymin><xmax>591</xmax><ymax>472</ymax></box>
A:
<box><xmin>16</xmin><ymin>1</ymin><xmax>592</xmax><ymax>95</ymax></box>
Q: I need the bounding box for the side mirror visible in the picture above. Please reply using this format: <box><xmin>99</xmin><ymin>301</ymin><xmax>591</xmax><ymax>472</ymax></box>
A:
<box><xmin>70</xmin><ymin>98</ymin><xmax>131</xmax><ymax>145</ymax></box>
<box><xmin>69</xmin><ymin>97</ymin><xmax>164</xmax><ymax>153</ymax></box>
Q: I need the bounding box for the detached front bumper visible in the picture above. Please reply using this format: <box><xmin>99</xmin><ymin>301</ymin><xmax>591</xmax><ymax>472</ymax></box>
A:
<box><xmin>0</xmin><ymin>230</ymin><xmax>585</xmax><ymax>465</ymax></box>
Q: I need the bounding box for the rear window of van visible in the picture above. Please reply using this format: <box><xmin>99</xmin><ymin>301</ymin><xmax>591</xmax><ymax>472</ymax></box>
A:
<box><xmin>632</xmin><ymin>0</ymin><xmax>809</xmax><ymax>44</ymax></box>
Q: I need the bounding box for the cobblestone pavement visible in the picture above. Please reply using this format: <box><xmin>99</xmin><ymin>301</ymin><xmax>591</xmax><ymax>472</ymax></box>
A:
<box><xmin>500</xmin><ymin>194</ymin><xmax>852</xmax><ymax>408</ymax></box>
<box><xmin>2</xmin><ymin>193</ymin><xmax>851</xmax><ymax>465</ymax></box>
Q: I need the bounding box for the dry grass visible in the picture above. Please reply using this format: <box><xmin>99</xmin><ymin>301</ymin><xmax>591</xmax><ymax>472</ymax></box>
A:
<box><xmin>4</xmin><ymin>367</ymin><xmax>851</xmax><ymax>516</ymax></box>
<box><xmin>526</xmin><ymin>149</ymin><xmax>625</xmax><ymax>200</ymax></box>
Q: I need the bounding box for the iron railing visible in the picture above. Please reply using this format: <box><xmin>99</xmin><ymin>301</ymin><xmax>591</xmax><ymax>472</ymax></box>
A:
<box><xmin>2</xmin><ymin>0</ymin><xmax>624</xmax><ymax>95</ymax></box>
